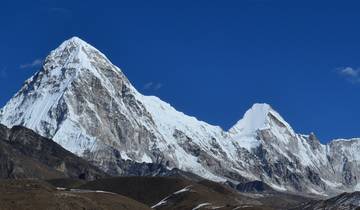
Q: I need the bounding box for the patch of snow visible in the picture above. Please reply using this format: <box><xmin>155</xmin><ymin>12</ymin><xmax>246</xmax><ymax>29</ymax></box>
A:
<box><xmin>120</xmin><ymin>151</ymin><xmax>131</xmax><ymax>161</ymax></box>
<box><xmin>210</xmin><ymin>206</ymin><xmax>225</xmax><ymax>209</ymax></box>
<box><xmin>307</xmin><ymin>188</ymin><xmax>328</xmax><ymax>196</ymax></box>
<box><xmin>151</xmin><ymin>198</ymin><xmax>168</xmax><ymax>209</ymax></box>
<box><xmin>69</xmin><ymin>189</ymin><xmax>116</xmax><ymax>194</ymax></box>
<box><xmin>174</xmin><ymin>185</ymin><xmax>192</xmax><ymax>194</ymax></box>
<box><xmin>354</xmin><ymin>183</ymin><xmax>360</xmax><ymax>191</ymax></box>
<box><xmin>192</xmin><ymin>203</ymin><xmax>211</xmax><ymax>210</ymax></box>
<box><xmin>321</xmin><ymin>178</ymin><xmax>342</xmax><ymax>189</ymax></box>
<box><xmin>141</xmin><ymin>153</ymin><xmax>153</xmax><ymax>163</ymax></box>
<box><xmin>268</xmin><ymin>183</ymin><xmax>287</xmax><ymax>192</ymax></box>
<box><xmin>152</xmin><ymin>185</ymin><xmax>192</xmax><ymax>208</ymax></box>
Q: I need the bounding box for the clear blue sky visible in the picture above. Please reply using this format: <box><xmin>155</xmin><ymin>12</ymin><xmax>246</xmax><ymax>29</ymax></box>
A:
<box><xmin>1</xmin><ymin>0</ymin><xmax>359</xmax><ymax>142</ymax></box>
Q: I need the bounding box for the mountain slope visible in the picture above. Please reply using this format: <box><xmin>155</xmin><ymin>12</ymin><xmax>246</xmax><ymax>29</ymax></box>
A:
<box><xmin>0</xmin><ymin>179</ymin><xmax>151</xmax><ymax>210</ymax></box>
<box><xmin>50</xmin><ymin>176</ymin><xmax>310</xmax><ymax>210</ymax></box>
<box><xmin>0</xmin><ymin>123</ymin><xmax>107</xmax><ymax>180</ymax></box>
<box><xmin>292</xmin><ymin>191</ymin><xmax>360</xmax><ymax>210</ymax></box>
<box><xmin>1</xmin><ymin>37</ymin><xmax>360</xmax><ymax>195</ymax></box>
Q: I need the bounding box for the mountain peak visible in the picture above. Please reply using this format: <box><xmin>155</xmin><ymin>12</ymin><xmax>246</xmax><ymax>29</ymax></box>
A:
<box><xmin>229</xmin><ymin>103</ymin><xmax>273</xmax><ymax>134</ymax></box>
<box><xmin>66</xmin><ymin>36</ymin><xmax>87</xmax><ymax>43</ymax></box>
<box><xmin>229</xmin><ymin>103</ymin><xmax>295</xmax><ymax>136</ymax></box>
<box><xmin>43</xmin><ymin>37</ymin><xmax>94</xmax><ymax>71</ymax></box>
<box><xmin>0</xmin><ymin>36</ymin><xmax>126</xmax><ymax>135</ymax></box>
<box><xmin>53</xmin><ymin>36</ymin><xmax>97</xmax><ymax>57</ymax></box>
<box><xmin>60</xmin><ymin>36</ymin><xmax>92</xmax><ymax>49</ymax></box>
<box><xmin>42</xmin><ymin>36</ymin><xmax>120</xmax><ymax>79</ymax></box>
<box><xmin>250</xmin><ymin>103</ymin><xmax>273</xmax><ymax>115</ymax></box>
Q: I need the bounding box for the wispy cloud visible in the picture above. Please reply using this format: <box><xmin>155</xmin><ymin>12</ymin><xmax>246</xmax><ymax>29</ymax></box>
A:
<box><xmin>143</xmin><ymin>82</ymin><xmax>154</xmax><ymax>89</ymax></box>
<box><xmin>338</xmin><ymin>67</ymin><xmax>360</xmax><ymax>83</ymax></box>
<box><xmin>20</xmin><ymin>59</ymin><xmax>42</xmax><ymax>69</ymax></box>
<box><xmin>153</xmin><ymin>83</ymin><xmax>163</xmax><ymax>90</ymax></box>
<box><xmin>143</xmin><ymin>82</ymin><xmax>163</xmax><ymax>91</ymax></box>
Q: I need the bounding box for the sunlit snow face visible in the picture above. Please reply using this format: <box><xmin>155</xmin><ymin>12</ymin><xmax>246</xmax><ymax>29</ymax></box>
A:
<box><xmin>1</xmin><ymin>37</ymin><xmax>360</xmax><ymax>196</ymax></box>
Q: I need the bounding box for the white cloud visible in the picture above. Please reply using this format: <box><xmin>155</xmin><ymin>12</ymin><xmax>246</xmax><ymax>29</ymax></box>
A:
<box><xmin>338</xmin><ymin>67</ymin><xmax>360</xmax><ymax>83</ymax></box>
<box><xmin>143</xmin><ymin>82</ymin><xmax>163</xmax><ymax>91</ymax></box>
<box><xmin>143</xmin><ymin>82</ymin><xmax>154</xmax><ymax>90</ymax></box>
<box><xmin>340</xmin><ymin>67</ymin><xmax>359</xmax><ymax>77</ymax></box>
<box><xmin>20</xmin><ymin>59</ymin><xmax>42</xmax><ymax>69</ymax></box>
<box><xmin>154</xmin><ymin>83</ymin><xmax>163</xmax><ymax>90</ymax></box>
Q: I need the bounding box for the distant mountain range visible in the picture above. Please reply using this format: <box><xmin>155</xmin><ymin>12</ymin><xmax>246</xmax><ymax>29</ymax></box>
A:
<box><xmin>0</xmin><ymin>123</ymin><xmax>311</xmax><ymax>209</ymax></box>
<box><xmin>1</xmin><ymin>37</ymin><xmax>360</xmax><ymax>199</ymax></box>
<box><xmin>2</xmin><ymin>123</ymin><xmax>360</xmax><ymax>209</ymax></box>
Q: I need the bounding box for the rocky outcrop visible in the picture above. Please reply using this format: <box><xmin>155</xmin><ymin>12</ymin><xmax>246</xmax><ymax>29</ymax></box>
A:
<box><xmin>0</xmin><ymin>124</ymin><xmax>107</xmax><ymax>180</ymax></box>
<box><xmin>293</xmin><ymin>191</ymin><xmax>360</xmax><ymax>210</ymax></box>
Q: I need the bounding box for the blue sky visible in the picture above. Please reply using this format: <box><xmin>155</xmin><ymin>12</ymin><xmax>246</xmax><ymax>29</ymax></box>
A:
<box><xmin>1</xmin><ymin>0</ymin><xmax>359</xmax><ymax>142</ymax></box>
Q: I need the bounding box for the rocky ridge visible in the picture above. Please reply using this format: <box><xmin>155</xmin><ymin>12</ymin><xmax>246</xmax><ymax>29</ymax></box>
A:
<box><xmin>1</xmin><ymin>37</ymin><xmax>360</xmax><ymax>196</ymax></box>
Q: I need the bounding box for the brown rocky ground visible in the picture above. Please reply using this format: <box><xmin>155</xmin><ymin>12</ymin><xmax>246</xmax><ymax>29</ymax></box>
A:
<box><xmin>0</xmin><ymin>179</ymin><xmax>151</xmax><ymax>210</ymax></box>
<box><xmin>50</xmin><ymin>176</ymin><xmax>311</xmax><ymax>210</ymax></box>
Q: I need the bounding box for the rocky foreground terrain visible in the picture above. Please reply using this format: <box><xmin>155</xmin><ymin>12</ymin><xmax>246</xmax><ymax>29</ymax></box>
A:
<box><xmin>291</xmin><ymin>192</ymin><xmax>360</xmax><ymax>210</ymax></box>
<box><xmin>0</xmin><ymin>179</ymin><xmax>151</xmax><ymax>210</ymax></box>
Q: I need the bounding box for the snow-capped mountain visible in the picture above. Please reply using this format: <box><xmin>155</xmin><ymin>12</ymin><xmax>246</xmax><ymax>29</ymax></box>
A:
<box><xmin>1</xmin><ymin>37</ymin><xmax>360</xmax><ymax>196</ymax></box>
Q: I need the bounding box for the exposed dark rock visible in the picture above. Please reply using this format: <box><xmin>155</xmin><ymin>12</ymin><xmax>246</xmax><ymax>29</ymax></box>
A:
<box><xmin>0</xmin><ymin>124</ymin><xmax>107</xmax><ymax>180</ymax></box>
<box><xmin>292</xmin><ymin>191</ymin><xmax>360</xmax><ymax>210</ymax></box>
<box><xmin>236</xmin><ymin>180</ymin><xmax>274</xmax><ymax>193</ymax></box>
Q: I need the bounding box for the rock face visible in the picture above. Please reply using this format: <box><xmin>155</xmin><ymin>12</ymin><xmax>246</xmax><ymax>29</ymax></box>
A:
<box><xmin>293</xmin><ymin>191</ymin><xmax>360</xmax><ymax>210</ymax></box>
<box><xmin>0</xmin><ymin>123</ymin><xmax>107</xmax><ymax>180</ymax></box>
<box><xmin>1</xmin><ymin>37</ymin><xmax>360</xmax><ymax>196</ymax></box>
<box><xmin>235</xmin><ymin>180</ymin><xmax>274</xmax><ymax>193</ymax></box>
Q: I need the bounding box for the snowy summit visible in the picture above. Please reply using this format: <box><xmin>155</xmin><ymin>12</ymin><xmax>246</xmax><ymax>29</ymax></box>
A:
<box><xmin>1</xmin><ymin>37</ymin><xmax>360</xmax><ymax>196</ymax></box>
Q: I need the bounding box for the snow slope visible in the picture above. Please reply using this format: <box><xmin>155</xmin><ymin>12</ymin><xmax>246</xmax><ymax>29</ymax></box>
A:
<box><xmin>1</xmin><ymin>37</ymin><xmax>360</xmax><ymax>196</ymax></box>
